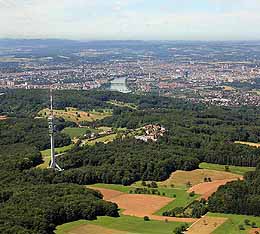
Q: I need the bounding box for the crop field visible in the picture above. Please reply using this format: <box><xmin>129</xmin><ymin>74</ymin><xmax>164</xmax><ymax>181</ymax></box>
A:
<box><xmin>160</xmin><ymin>169</ymin><xmax>241</xmax><ymax>188</ymax></box>
<box><xmin>207</xmin><ymin>213</ymin><xmax>260</xmax><ymax>234</ymax></box>
<box><xmin>186</xmin><ymin>216</ymin><xmax>228</xmax><ymax>234</ymax></box>
<box><xmin>90</xmin><ymin>184</ymin><xmax>198</xmax><ymax>221</ymax></box>
<box><xmin>38</xmin><ymin>108</ymin><xmax>111</xmax><ymax>123</ymax></box>
<box><xmin>55</xmin><ymin>216</ymin><xmax>186</xmax><ymax>234</ymax></box>
<box><xmin>199</xmin><ymin>162</ymin><xmax>255</xmax><ymax>175</ymax></box>
<box><xmin>188</xmin><ymin>178</ymin><xmax>241</xmax><ymax>200</ymax></box>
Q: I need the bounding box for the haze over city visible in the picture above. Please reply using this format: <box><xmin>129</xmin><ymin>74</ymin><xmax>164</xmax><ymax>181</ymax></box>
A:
<box><xmin>0</xmin><ymin>0</ymin><xmax>260</xmax><ymax>40</ymax></box>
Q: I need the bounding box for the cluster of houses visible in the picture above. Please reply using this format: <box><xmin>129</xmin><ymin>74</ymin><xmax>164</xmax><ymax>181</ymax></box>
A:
<box><xmin>135</xmin><ymin>124</ymin><xmax>166</xmax><ymax>142</ymax></box>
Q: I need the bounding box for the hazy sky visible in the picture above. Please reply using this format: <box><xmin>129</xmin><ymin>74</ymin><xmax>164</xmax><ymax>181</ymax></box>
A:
<box><xmin>0</xmin><ymin>0</ymin><xmax>260</xmax><ymax>40</ymax></box>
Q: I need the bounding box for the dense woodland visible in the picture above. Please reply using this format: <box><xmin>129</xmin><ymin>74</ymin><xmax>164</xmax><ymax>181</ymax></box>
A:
<box><xmin>0</xmin><ymin>89</ymin><xmax>260</xmax><ymax>233</ymax></box>
<box><xmin>208</xmin><ymin>165</ymin><xmax>260</xmax><ymax>216</ymax></box>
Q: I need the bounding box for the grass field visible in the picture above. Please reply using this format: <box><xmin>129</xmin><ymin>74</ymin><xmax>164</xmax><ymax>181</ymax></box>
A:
<box><xmin>62</xmin><ymin>127</ymin><xmax>88</xmax><ymax>138</ymax></box>
<box><xmin>38</xmin><ymin>144</ymin><xmax>74</xmax><ymax>169</ymax></box>
<box><xmin>38</xmin><ymin>108</ymin><xmax>111</xmax><ymax>123</ymax></box>
<box><xmin>82</xmin><ymin>134</ymin><xmax>118</xmax><ymax>146</ymax></box>
<box><xmin>155</xmin><ymin>188</ymin><xmax>199</xmax><ymax>216</ymax></box>
<box><xmin>235</xmin><ymin>141</ymin><xmax>260</xmax><ymax>148</ymax></box>
<box><xmin>199</xmin><ymin>162</ymin><xmax>255</xmax><ymax>175</ymax></box>
<box><xmin>90</xmin><ymin>184</ymin><xmax>133</xmax><ymax>193</ymax></box>
<box><xmin>55</xmin><ymin>215</ymin><xmax>185</xmax><ymax>234</ymax></box>
<box><xmin>208</xmin><ymin>213</ymin><xmax>260</xmax><ymax>234</ymax></box>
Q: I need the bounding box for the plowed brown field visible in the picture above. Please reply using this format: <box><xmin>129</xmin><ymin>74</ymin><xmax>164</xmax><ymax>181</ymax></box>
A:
<box><xmin>188</xmin><ymin>178</ymin><xmax>242</xmax><ymax>199</ymax></box>
<box><xmin>92</xmin><ymin>187</ymin><xmax>198</xmax><ymax>223</ymax></box>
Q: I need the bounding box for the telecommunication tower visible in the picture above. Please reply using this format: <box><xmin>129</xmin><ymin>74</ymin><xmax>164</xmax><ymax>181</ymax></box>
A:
<box><xmin>48</xmin><ymin>88</ymin><xmax>63</xmax><ymax>171</ymax></box>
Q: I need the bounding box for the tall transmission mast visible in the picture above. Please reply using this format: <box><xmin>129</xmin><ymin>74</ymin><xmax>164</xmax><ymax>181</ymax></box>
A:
<box><xmin>48</xmin><ymin>88</ymin><xmax>63</xmax><ymax>171</ymax></box>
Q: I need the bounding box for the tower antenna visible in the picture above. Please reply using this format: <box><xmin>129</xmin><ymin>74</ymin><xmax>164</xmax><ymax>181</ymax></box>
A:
<box><xmin>48</xmin><ymin>87</ymin><xmax>63</xmax><ymax>171</ymax></box>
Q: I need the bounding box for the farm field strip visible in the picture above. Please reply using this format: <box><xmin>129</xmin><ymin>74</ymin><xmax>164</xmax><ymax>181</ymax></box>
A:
<box><xmin>55</xmin><ymin>215</ymin><xmax>186</xmax><ymax>234</ymax></box>
<box><xmin>64</xmin><ymin>224</ymin><xmax>130</xmax><ymax>234</ymax></box>
<box><xmin>38</xmin><ymin>108</ymin><xmax>111</xmax><ymax>123</ymax></box>
<box><xmin>107</xmin><ymin>100</ymin><xmax>137</xmax><ymax>109</ymax></box>
<box><xmin>160</xmin><ymin>169</ymin><xmax>241</xmax><ymax>188</ymax></box>
<box><xmin>188</xmin><ymin>178</ymin><xmax>242</xmax><ymax>200</ymax></box>
<box><xmin>199</xmin><ymin>162</ymin><xmax>255</xmax><ymax>175</ymax></box>
<box><xmin>186</xmin><ymin>216</ymin><xmax>228</xmax><ymax>234</ymax></box>
<box><xmin>81</xmin><ymin>133</ymin><xmax>118</xmax><ymax>146</ymax></box>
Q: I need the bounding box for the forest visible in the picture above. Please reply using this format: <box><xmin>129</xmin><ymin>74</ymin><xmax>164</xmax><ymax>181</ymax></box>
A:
<box><xmin>1</xmin><ymin>89</ymin><xmax>260</xmax><ymax>233</ymax></box>
<box><xmin>208</xmin><ymin>165</ymin><xmax>260</xmax><ymax>216</ymax></box>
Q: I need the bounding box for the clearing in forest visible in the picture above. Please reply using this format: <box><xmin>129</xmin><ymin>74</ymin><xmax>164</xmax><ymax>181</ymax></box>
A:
<box><xmin>199</xmin><ymin>162</ymin><xmax>255</xmax><ymax>175</ymax></box>
<box><xmin>186</xmin><ymin>216</ymin><xmax>228</xmax><ymax>234</ymax></box>
<box><xmin>235</xmin><ymin>141</ymin><xmax>260</xmax><ymax>148</ymax></box>
<box><xmin>37</xmin><ymin>144</ymin><xmax>74</xmax><ymax>169</ymax></box>
<box><xmin>160</xmin><ymin>169</ymin><xmax>242</xmax><ymax>188</ymax></box>
<box><xmin>38</xmin><ymin>108</ymin><xmax>111</xmax><ymax>123</ymax></box>
<box><xmin>0</xmin><ymin>115</ymin><xmax>8</xmax><ymax>121</ymax></box>
<box><xmin>107</xmin><ymin>100</ymin><xmax>137</xmax><ymax>109</ymax></box>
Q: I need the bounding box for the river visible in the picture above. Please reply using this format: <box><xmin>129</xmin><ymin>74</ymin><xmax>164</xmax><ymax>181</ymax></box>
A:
<box><xmin>109</xmin><ymin>77</ymin><xmax>131</xmax><ymax>93</ymax></box>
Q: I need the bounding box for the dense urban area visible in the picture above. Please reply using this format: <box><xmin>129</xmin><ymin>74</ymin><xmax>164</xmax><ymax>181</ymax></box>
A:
<box><xmin>1</xmin><ymin>40</ymin><xmax>260</xmax><ymax>106</ymax></box>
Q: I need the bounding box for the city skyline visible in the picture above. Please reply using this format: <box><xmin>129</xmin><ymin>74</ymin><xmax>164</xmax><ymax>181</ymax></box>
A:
<box><xmin>0</xmin><ymin>0</ymin><xmax>260</xmax><ymax>40</ymax></box>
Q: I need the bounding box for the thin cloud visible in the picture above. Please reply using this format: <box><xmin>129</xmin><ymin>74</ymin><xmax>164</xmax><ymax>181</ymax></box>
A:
<box><xmin>0</xmin><ymin>0</ymin><xmax>259</xmax><ymax>40</ymax></box>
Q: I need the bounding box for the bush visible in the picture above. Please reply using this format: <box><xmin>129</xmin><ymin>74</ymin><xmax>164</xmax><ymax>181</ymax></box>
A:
<box><xmin>239</xmin><ymin>225</ymin><xmax>245</xmax><ymax>230</ymax></box>
<box><xmin>244</xmin><ymin>219</ymin><xmax>250</xmax><ymax>225</ymax></box>
<box><xmin>225</xmin><ymin>165</ymin><xmax>230</xmax><ymax>172</ymax></box>
<box><xmin>150</xmin><ymin>181</ymin><xmax>158</xmax><ymax>188</ymax></box>
<box><xmin>189</xmin><ymin>191</ymin><xmax>195</xmax><ymax>197</ymax></box>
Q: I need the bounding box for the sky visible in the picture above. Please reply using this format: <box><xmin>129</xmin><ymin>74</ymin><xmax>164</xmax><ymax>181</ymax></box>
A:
<box><xmin>0</xmin><ymin>0</ymin><xmax>260</xmax><ymax>40</ymax></box>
